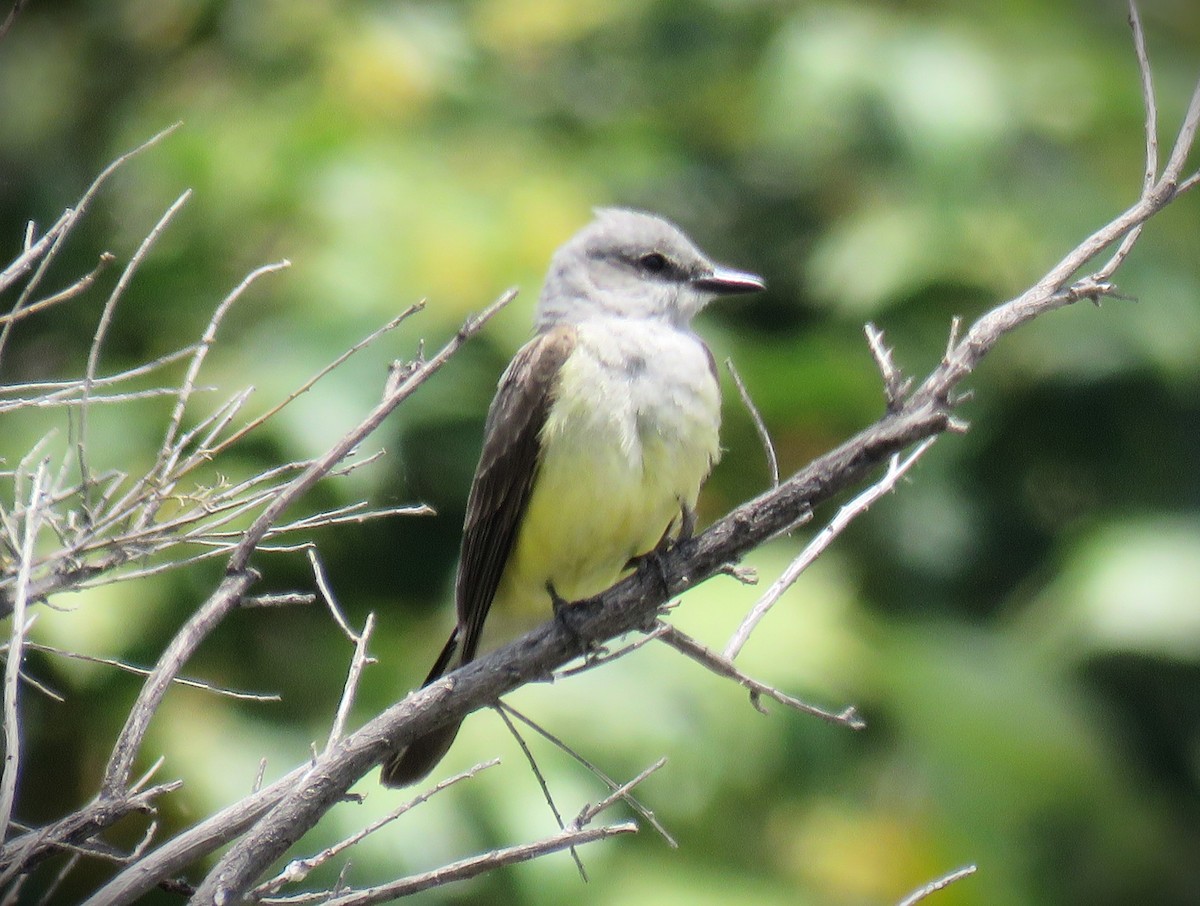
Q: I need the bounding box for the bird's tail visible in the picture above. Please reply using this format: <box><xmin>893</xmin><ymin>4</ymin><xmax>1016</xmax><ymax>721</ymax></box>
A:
<box><xmin>379</xmin><ymin>627</ymin><xmax>465</xmax><ymax>788</ymax></box>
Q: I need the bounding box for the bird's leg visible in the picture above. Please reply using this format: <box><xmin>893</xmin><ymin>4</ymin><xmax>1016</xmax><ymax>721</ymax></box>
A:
<box><xmin>547</xmin><ymin>580</ymin><xmax>605</xmax><ymax>659</ymax></box>
<box><xmin>622</xmin><ymin>502</ymin><xmax>695</xmax><ymax>634</ymax></box>
<box><xmin>676</xmin><ymin>501</ymin><xmax>697</xmax><ymax>543</ymax></box>
<box><xmin>626</xmin><ymin>500</ymin><xmax>693</xmax><ymax>580</ymax></box>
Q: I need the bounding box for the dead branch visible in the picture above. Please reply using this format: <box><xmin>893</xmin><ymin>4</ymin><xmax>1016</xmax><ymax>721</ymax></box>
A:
<box><xmin>896</xmin><ymin>864</ymin><xmax>978</xmax><ymax>906</ymax></box>
<box><xmin>724</xmin><ymin>438</ymin><xmax>937</xmax><ymax>660</ymax></box>
<box><xmin>310</xmin><ymin>822</ymin><xmax>638</xmax><ymax>906</ymax></box>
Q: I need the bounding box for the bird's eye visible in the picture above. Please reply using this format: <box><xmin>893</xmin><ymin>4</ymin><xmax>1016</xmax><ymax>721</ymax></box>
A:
<box><xmin>638</xmin><ymin>252</ymin><xmax>668</xmax><ymax>274</ymax></box>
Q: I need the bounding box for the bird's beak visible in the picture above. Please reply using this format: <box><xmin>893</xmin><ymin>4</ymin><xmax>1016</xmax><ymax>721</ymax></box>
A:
<box><xmin>692</xmin><ymin>264</ymin><xmax>766</xmax><ymax>296</ymax></box>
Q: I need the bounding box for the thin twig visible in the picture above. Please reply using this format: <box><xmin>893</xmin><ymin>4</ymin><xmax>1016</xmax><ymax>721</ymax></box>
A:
<box><xmin>0</xmin><ymin>346</ymin><xmax>197</xmax><ymax>399</ymax></box>
<box><xmin>725</xmin><ymin>438</ymin><xmax>936</xmax><ymax>661</ymax></box>
<box><xmin>316</xmin><ymin>823</ymin><xmax>638</xmax><ymax>906</ymax></box>
<box><xmin>553</xmin><ymin>620</ymin><xmax>671</xmax><ymax>679</ymax></box>
<box><xmin>34</xmin><ymin>853</ymin><xmax>81</xmax><ymax>906</ymax></box>
<box><xmin>308</xmin><ymin>547</ymin><xmax>358</xmax><ymax>644</ymax></box>
<box><xmin>0</xmin><ymin>462</ymin><xmax>46</xmax><ymax>841</ymax></box>
<box><xmin>864</xmin><ymin>322</ymin><xmax>911</xmax><ymax>411</ymax></box>
<box><xmin>249</xmin><ymin>760</ymin><xmax>499</xmax><ymax>900</ymax></box>
<box><xmin>896</xmin><ymin>864</ymin><xmax>978</xmax><ymax>906</ymax></box>
<box><xmin>493</xmin><ymin>706</ymin><xmax>587</xmax><ymax>881</ymax></box>
<box><xmin>0</xmin><ymin>0</ymin><xmax>30</xmax><ymax>42</ymax></box>
<box><xmin>572</xmin><ymin>757</ymin><xmax>667</xmax><ymax>829</ymax></box>
<box><xmin>0</xmin><ymin>124</ymin><xmax>181</xmax><ymax>367</ymax></box>
<box><xmin>0</xmin><ymin>780</ymin><xmax>182</xmax><ymax>883</ymax></box>
<box><xmin>660</xmin><ymin>623</ymin><xmax>863</xmax><ymax>728</ymax></box>
<box><xmin>204</xmin><ymin>303</ymin><xmax>425</xmax><ymax>460</ymax></box>
<box><xmin>242</xmin><ymin>593</ymin><xmax>317</xmax><ymax>609</ymax></box>
<box><xmin>154</xmin><ymin>260</ymin><xmax>292</xmax><ymax>484</ymax></box>
<box><xmin>326</xmin><ymin>613</ymin><xmax>377</xmax><ymax>751</ymax></box>
<box><xmin>79</xmin><ymin>764</ymin><xmax>305</xmax><ymax>905</ymax></box>
<box><xmin>726</xmin><ymin>358</ymin><xmax>779</xmax><ymax>487</ymax></box>
<box><xmin>0</xmin><ymin>252</ymin><xmax>116</xmax><ymax>327</ymax></box>
<box><xmin>0</xmin><ymin>210</ymin><xmax>69</xmax><ymax>296</ymax></box>
<box><xmin>498</xmin><ymin>703</ymin><xmax>677</xmax><ymax>848</ymax></box>
<box><xmin>261</xmin><ymin>503</ymin><xmax>433</xmax><ymax>540</ymax></box>
<box><xmin>24</xmin><ymin>643</ymin><xmax>282</xmax><ymax>703</ymax></box>
<box><xmin>1128</xmin><ymin>1</ymin><xmax>1158</xmax><ymax>193</ymax></box>
<box><xmin>76</xmin><ymin>189</ymin><xmax>192</xmax><ymax>511</ymax></box>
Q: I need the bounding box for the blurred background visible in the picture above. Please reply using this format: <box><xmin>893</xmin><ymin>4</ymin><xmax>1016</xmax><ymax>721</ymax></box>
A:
<box><xmin>2</xmin><ymin>0</ymin><xmax>1200</xmax><ymax>903</ymax></box>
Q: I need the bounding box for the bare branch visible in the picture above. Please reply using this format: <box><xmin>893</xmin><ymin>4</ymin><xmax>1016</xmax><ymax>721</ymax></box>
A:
<box><xmin>496</xmin><ymin>703</ymin><xmax>677</xmax><ymax>848</ymax></box>
<box><xmin>34</xmin><ymin>852</ymin><xmax>81</xmax><ymax>906</ymax></box>
<box><xmin>260</xmin><ymin>502</ymin><xmax>434</xmax><ymax>537</ymax></box>
<box><xmin>314</xmin><ymin>822</ymin><xmax>638</xmax><ymax>906</ymax></box>
<box><xmin>725</xmin><ymin>438</ymin><xmax>937</xmax><ymax>660</ymax></box>
<box><xmin>0</xmin><ymin>210</ymin><xmax>70</xmax><ymax>296</ymax></box>
<box><xmin>24</xmin><ymin>643</ymin><xmax>282</xmax><ymax>703</ymax></box>
<box><xmin>82</xmin><ymin>769</ymin><xmax>309</xmax><ymax>905</ymax></box>
<box><xmin>572</xmin><ymin>757</ymin><xmax>666</xmax><ymax>829</ymax></box>
<box><xmin>864</xmin><ymin>322</ymin><xmax>911</xmax><ymax>411</ymax></box>
<box><xmin>0</xmin><ymin>0</ymin><xmax>30</xmax><ymax>42</ymax></box>
<box><xmin>553</xmin><ymin>619</ymin><xmax>671</xmax><ymax>679</ymax></box>
<box><xmin>154</xmin><ymin>259</ymin><xmax>292</xmax><ymax>481</ymax></box>
<box><xmin>0</xmin><ymin>781</ymin><xmax>182</xmax><ymax>883</ymax></box>
<box><xmin>0</xmin><ymin>462</ymin><xmax>47</xmax><ymax>841</ymax></box>
<box><xmin>204</xmin><ymin>302</ymin><xmax>425</xmax><ymax>460</ymax></box>
<box><xmin>0</xmin><ymin>252</ymin><xmax>116</xmax><ymax>327</ymax></box>
<box><xmin>1128</xmin><ymin>1</ymin><xmax>1158</xmax><ymax>193</ymax></box>
<box><xmin>76</xmin><ymin>189</ymin><xmax>192</xmax><ymax>509</ymax></box>
<box><xmin>0</xmin><ymin>123</ymin><xmax>181</xmax><ymax>367</ymax></box>
<box><xmin>100</xmin><ymin>569</ymin><xmax>259</xmax><ymax>797</ymax></box>
<box><xmin>726</xmin><ymin>357</ymin><xmax>779</xmax><ymax>487</ymax></box>
<box><xmin>249</xmin><ymin>759</ymin><xmax>499</xmax><ymax>901</ymax></box>
<box><xmin>242</xmin><ymin>593</ymin><xmax>317</xmax><ymax>609</ymax></box>
<box><xmin>493</xmin><ymin>705</ymin><xmax>587</xmax><ymax>880</ymax></box>
<box><xmin>101</xmin><ymin>288</ymin><xmax>516</xmax><ymax>798</ymax></box>
<box><xmin>896</xmin><ymin>864</ymin><xmax>978</xmax><ymax>906</ymax></box>
<box><xmin>1161</xmin><ymin>77</ymin><xmax>1200</xmax><ymax>187</ymax></box>
<box><xmin>660</xmin><ymin>624</ymin><xmax>863</xmax><ymax>728</ymax></box>
<box><xmin>326</xmin><ymin>612</ymin><xmax>377</xmax><ymax>751</ymax></box>
<box><xmin>307</xmin><ymin>547</ymin><xmax>357</xmax><ymax>645</ymax></box>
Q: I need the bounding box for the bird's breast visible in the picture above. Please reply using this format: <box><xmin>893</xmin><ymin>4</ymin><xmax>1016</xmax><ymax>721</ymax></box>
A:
<box><xmin>492</xmin><ymin>318</ymin><xmax>721</xmax><ymax>624</ymax></box>
<box><xmin>548</xmin><ymin>318</ymin><xmax>721</xmax><ymax>462</ymax></box>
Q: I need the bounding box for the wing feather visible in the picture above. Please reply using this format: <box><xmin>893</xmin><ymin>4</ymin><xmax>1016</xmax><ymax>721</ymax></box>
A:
<box><xmin>454</xmin><ymin>324</ymin><xmax>576</xmax><ymax>663</ymax></box>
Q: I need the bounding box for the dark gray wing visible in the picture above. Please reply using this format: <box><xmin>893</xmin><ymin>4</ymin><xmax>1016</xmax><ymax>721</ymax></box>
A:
<box><xmin>455</xmin><ymin>324</ymin><xmax>576</xmax><ymax>663</ymax></box>
<box><xmin>380</xmin><ymin>329</ymin><xmax>574</xmax><ymax>788</ymax></box>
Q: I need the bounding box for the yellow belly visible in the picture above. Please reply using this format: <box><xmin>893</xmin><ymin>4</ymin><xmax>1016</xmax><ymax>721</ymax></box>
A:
<box><xmin>490</xmin><ymin>325</ymin><xmax>720</xmax><ymax>632</ymax></box>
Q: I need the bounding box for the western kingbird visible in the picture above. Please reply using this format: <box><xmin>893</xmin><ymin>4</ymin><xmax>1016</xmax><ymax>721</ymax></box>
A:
<box><xmin>381</xmin><ymin>208</ymin><xmax>764</xmax><ymax>787</ymax></box>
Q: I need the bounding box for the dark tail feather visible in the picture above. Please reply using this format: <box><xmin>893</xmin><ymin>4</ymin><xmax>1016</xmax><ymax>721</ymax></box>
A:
<box><xmin>380</xmin><ymin>628</ymin><xmax>464</xmax><ymax>788</ymax></box>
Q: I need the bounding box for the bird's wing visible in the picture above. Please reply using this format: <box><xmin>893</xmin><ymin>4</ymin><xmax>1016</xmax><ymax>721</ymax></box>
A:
<box><xmin>455</xmin><ymin>323</ymin><xmax>577</xmax><ymax>663</ymax></box>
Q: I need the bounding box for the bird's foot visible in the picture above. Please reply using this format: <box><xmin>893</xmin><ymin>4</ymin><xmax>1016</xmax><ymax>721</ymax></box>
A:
<box><xmin>548</xmin><ymin>580</ymin><xmax>604</xmax><ymax>658</ymax></box>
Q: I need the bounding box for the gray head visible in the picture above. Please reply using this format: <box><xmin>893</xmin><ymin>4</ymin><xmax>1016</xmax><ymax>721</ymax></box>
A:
<box><xmin>535</xmin><ymin>208</ymin><xmax>764</xmax><ymax>330</ymax></box>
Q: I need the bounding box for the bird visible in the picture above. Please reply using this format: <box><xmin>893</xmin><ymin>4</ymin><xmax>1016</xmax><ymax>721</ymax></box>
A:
<box><xmin>381</xmin><ymin>208</ymin><xmax>764</xmax><ymax>786</ymax></box>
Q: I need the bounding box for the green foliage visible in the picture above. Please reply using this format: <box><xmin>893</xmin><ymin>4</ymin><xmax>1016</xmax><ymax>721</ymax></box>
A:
<box><xmin>2</xmin><ymin>1</ymin><xmax>1199</xmax><ymax>903</ymax></box>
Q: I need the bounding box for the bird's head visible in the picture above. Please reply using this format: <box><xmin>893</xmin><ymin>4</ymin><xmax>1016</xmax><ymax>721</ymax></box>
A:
<box><xmin>536</xmin><ymin>208</ymin><xmax>764</xmax><ymax>329</ymax></box>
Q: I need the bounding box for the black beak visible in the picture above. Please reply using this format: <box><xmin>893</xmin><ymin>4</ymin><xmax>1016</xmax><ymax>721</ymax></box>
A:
<box><xmin>692</xmin><ymin>264</ymin><xmax>766</xmax><ymax>296</ymax></box>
